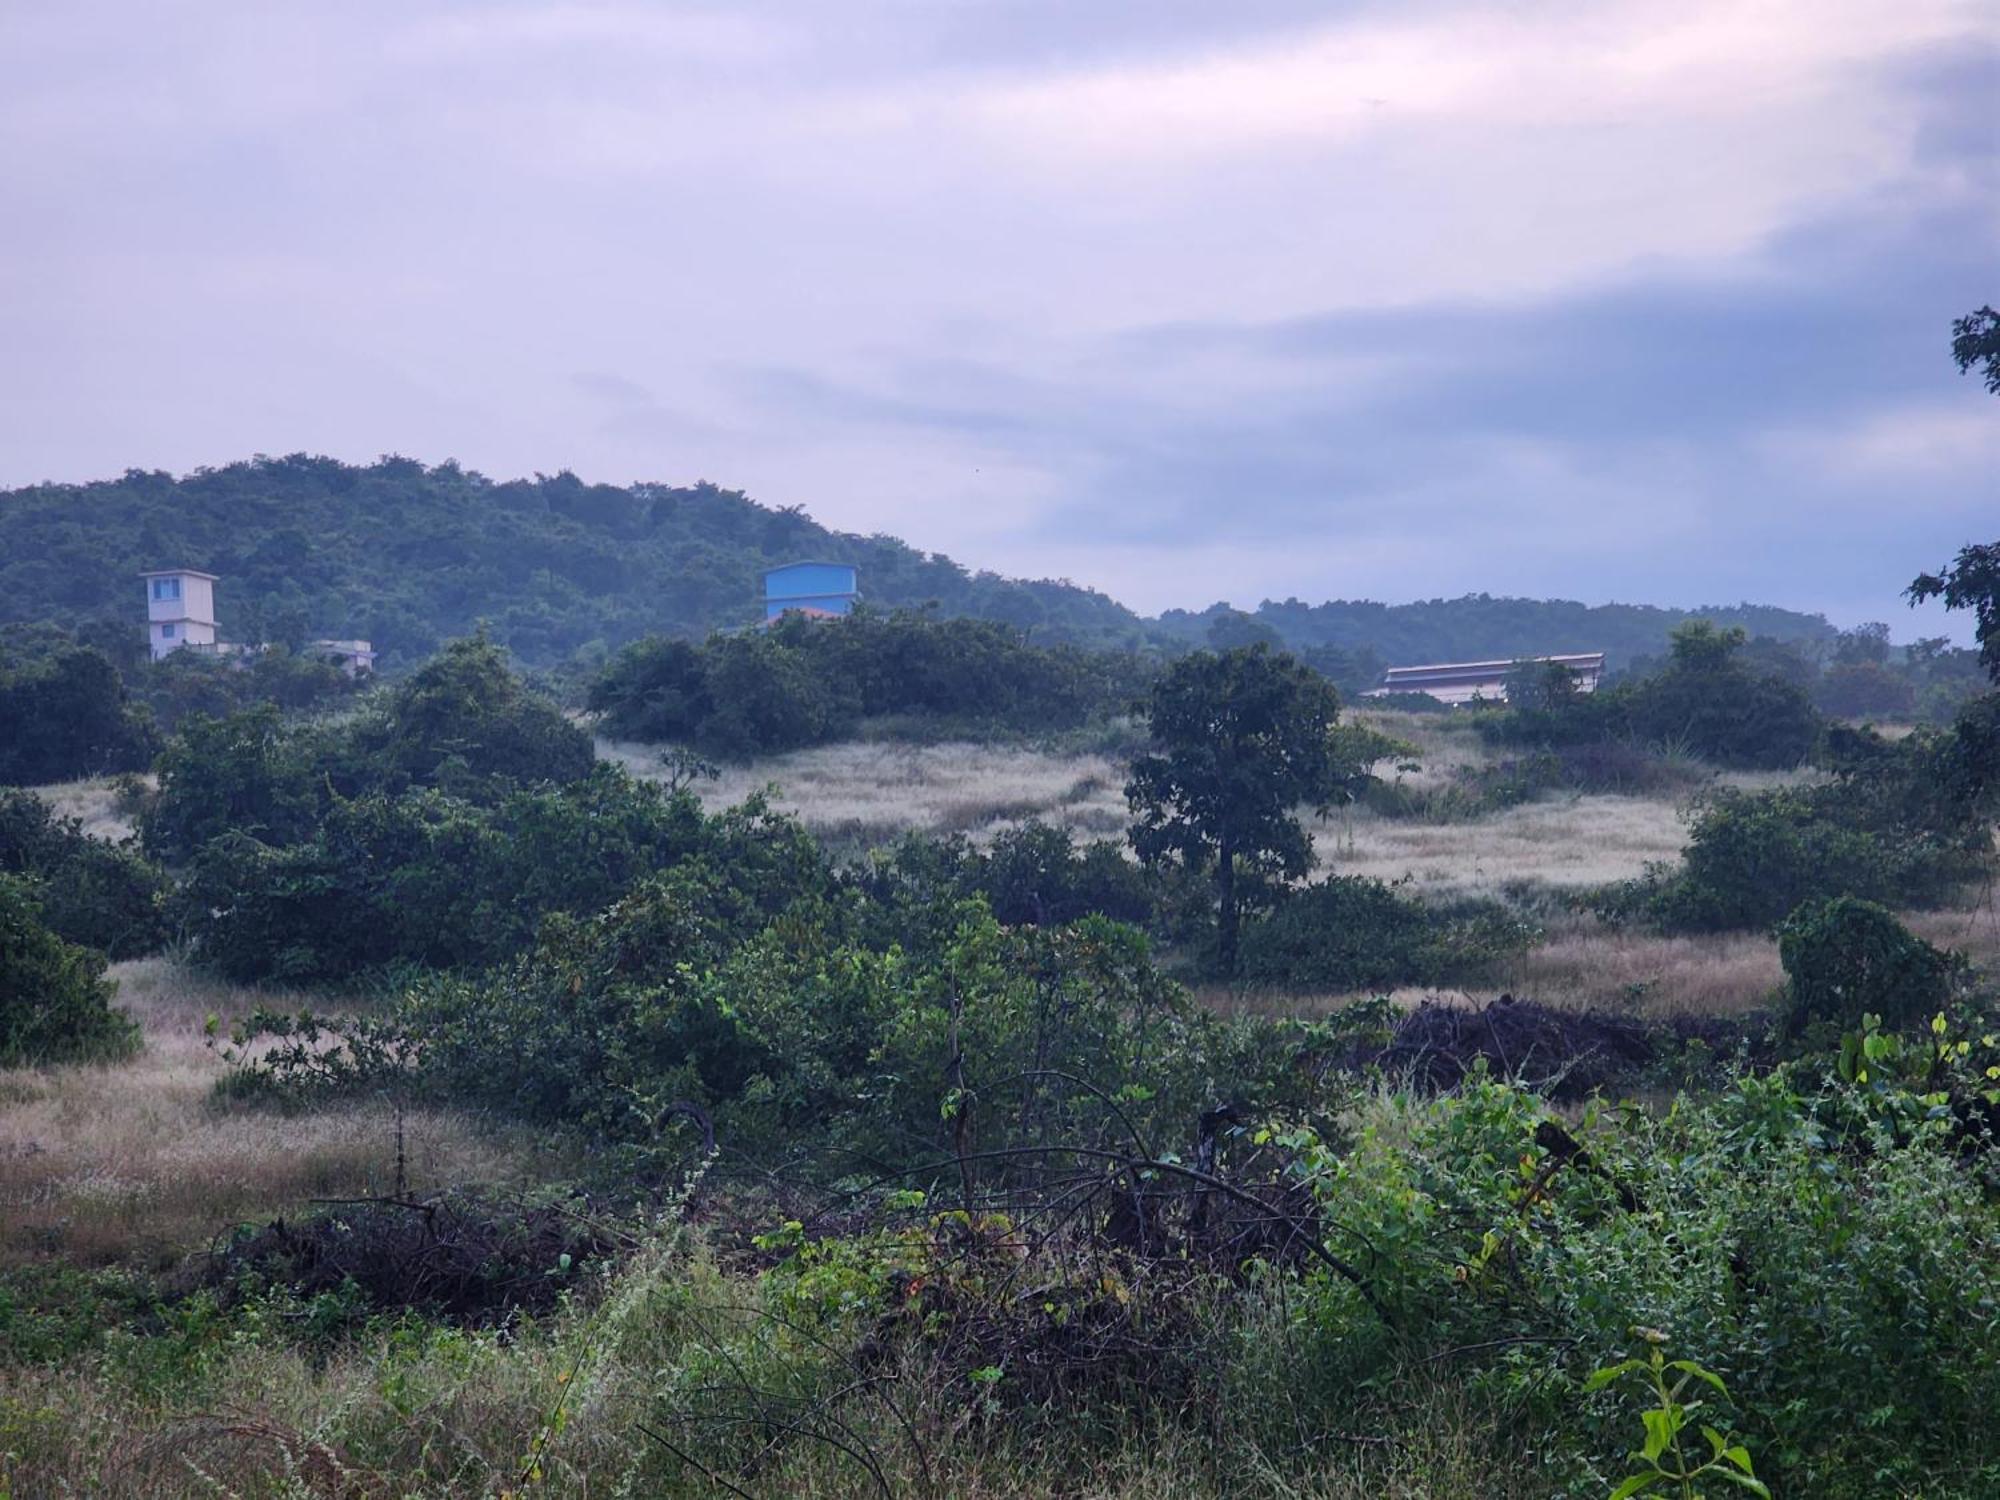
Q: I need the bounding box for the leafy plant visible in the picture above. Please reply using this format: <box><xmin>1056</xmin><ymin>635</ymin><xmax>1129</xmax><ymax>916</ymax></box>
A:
<box><xmin>1778</xmin><ymin>895</ymin><xmax>1959</xmax><ymax>1037</ymax></box>
<box><xmin>0</xmin><ymin>872</ymin><xmax>137</xmax><ymax>1066</ymax></box>
<box><xmin>1585</xmin><ymin>1330</ymin><xmax>1768</xmax><ymax>1498</ymax></box>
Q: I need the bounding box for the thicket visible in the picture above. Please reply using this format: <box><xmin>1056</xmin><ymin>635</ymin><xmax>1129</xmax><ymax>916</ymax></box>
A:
<box><xmin>0</xmin><ymin>873</ymin><xmax>137</xmax><ymax>1066</ymax></box>
<box><xmin>1605</xmin><ymin>687</ymin><xmax>1999</xmax><ymax>933</ymax></box>
<box><xmin>141</xmin><ymin>634</ymin><xmax>593</xmax><ymax>864</ymax></box>
<box><xmin>0</xmin><ymin>635</ymin><xmax>158</xmax><ymax>786</ymax></box>
<box><xmin>1778</xmin><ymin>896</ymin><xmax>1961</xmax><ymax>1037</ymax></box>
<box><xmin>1480</xmin><ymin>620</ymin><xmax>1821</xmax><ymax>770</ymax></box>
<box><xmin>0</xmin><ymin>790</ymin><xmax>167</xmax><ymax>959</ymax></box>
<box><xmin>1234</xmin><ymin>876</ymin><xmax>1534</xmax><ymax>991</ymax></box>
<box><xmin>589</xmin><ymin>608</ymin><xmax>1149</xmax><ymax>757</ymax></box>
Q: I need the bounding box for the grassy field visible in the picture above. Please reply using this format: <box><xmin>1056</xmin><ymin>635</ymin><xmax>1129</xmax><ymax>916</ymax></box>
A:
<box><xmin>603</xmin><ymin>735</ymin><xmax>1133</xmax><ymax>845</ymax></box>
<box><xmin>0</xmin><ymin>959</ymin><xmax>566</xmax><ymax>1274</ymax></box>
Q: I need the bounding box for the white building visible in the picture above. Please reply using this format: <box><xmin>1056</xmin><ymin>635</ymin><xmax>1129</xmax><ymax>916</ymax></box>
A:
<box><xmin>310</xmin><ymin>639</ymin><xmax>378</xmax><ymax>676</ymax></box>
<box><xmin>1363</xmin><ymin>652</ymin><xmax>1606</xmax><ymax>707</ymax></box>
<box><xmin>140</xmin><ymin>569</ymin><xmax>220</xmax><ymax>661</ymax></box>
<box><xmin>140</xmin><ymin>569</ymin><xmax>374</xmax><ymax>675</ymax></box>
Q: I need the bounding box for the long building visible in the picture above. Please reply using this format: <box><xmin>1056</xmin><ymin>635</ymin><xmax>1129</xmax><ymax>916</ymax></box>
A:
<box><xmin>1365</xmin><ymin>652</ymin><xmax>1605</xmax><ymax>706</ymax></box>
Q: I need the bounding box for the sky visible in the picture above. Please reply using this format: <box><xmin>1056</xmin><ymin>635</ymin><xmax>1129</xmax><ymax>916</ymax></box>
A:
<box><xmin>2</xmin><ymin>0</ymin><xmax>1995</xmax><ymax>635</ymax></box>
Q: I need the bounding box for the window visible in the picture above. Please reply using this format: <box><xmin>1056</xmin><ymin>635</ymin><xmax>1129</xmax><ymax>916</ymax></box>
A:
<box><xmin>151</xmin><ymin>577</ymin><xmax>181</xmax><ymax>602</ymax></box>
<box><xmin>160</xmin><ymin>623</ymin><xmax>175</xmax><ymax>639</ymax></box>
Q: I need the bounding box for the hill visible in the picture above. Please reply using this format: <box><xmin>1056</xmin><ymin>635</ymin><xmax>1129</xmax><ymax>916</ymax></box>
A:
<box><xmin>1160</xmin><ymin>596</ymin><xmax>1838</xmax><ymax>673</ymax></box>
<box><xmin>0</xmin><ymin>454</ymin><xmax>1838</xmax><ymax>672</ymax></box>
<box><xmin>0</xmin><ymin>456</ymin><xmax>1152</xmax><ymax>668</ymax></box>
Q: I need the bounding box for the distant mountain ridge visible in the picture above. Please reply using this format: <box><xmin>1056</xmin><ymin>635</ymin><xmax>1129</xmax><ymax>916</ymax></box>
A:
<box><xmin>0</xmin><ymin>455</ymin><xmax>1835</xmax><ymax>672</ymax></box>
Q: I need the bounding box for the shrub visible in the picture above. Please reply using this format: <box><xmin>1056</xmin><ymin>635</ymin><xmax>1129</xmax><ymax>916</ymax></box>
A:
<box><xmin>1282</xmin><ymin>1074</ymin><xmax>2000</xmax><ymax>1498</ymax></box>
<box><xmin>1481</xmin><ymin>621</ymin><xmax>1822</xmax><ymax>771</ymax></box>
<box><xmin>0</xmin><ymin>642</ymin><xmax>158</xmax><ymax>786</ymax></box>
<box><xmin>341</xmin><ymin>632</ymin><xmax>594</xmax><ymax>793</ymax></box>
<box><xmin>0</xmin><ymin>873</ymin><xmax>137</xmax><ymax>1066</ymax></box>
<box><xmin>144</xmin><ymin>636</ymin><xmax>596</xmax><ymax>865</ymax></box>
<box><xmin>589</xmin><ymin>607</ymin><xmax>1147</xmax><ymax>757</ymax></box>
<box><xmin>1606</xmin><ymin>721</ymin><xmax>1996</xmax><ymax>932</ymax></box>
<box><xmin>1778</xmin><ymin>896</ymin><xmax>1959</xmax><ymax>1037</ymax></box>
<box><xmin>1235</xmin><ymin>876</ymin><xmax>1533</xmax><ymax>991</ymax></box>
<box><xmin>176</xmin><ymin>771</ymin><xmax>824</xmax><ymax>985</ymax></box>
<box><xmin>0</xmin><ymin>790</ymin><xmax>168</xmax><ymax>958</ymax></box>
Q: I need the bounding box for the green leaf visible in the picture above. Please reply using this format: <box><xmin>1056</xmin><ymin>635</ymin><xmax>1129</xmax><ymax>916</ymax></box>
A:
<box><xmin>1711</xmin><ymin>1471</ymin><xmax>1770</xmax><ymax>1496</ymax></box>
<box><xmin>1609</xmin><ymin>1475</ymin><xmax>1662</xmax><ymax>1499</ymax></box>
<box><xmin>1640</xmin><ymin>1408</ymin><xmax>1675</xmax><ymax>1461</ymax></box>
<box><xmin>1584</xmin><ymin>1360</ymin><xmax>1641</xmax><ymax>1391</ymax></box>
<box><xmin>1668</xmin><ymin>1360</ymin><xmax>1729</xmax><ymax>1397</ymax></box>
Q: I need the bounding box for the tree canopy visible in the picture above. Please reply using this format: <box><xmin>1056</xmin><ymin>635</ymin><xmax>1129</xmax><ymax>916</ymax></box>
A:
<box><xmin>1126</xmin><ymin>645</ymin><xmax>1389</xmax><ymax>975</ymax></box>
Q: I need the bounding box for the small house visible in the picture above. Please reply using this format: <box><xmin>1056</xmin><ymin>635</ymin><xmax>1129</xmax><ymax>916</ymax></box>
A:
<box><xmin>763</xmin><ymin>561</ymin><xmax>859</xmax><ymax>622</ymax></box>
<box><xmin>140</xmin><ymin>569</ymin><xmax>220</xmax><ymax>661</ymax></box>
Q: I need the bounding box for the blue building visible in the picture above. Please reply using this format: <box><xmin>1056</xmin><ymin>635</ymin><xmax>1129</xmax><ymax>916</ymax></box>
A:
<box><xmin>763</xmin><ymin>561</ymin><xmax>859</xmax><ymax>621</ymax></box>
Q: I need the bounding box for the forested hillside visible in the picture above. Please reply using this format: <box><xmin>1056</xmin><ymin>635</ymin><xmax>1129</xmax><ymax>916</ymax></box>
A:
<box><xmin>0</xmin><ymin>454</ymin><xmax>1842</xmax><ymax>673</ymax></box>
<box><xmin>0</xmin><ymin>456</ymin><xmax>1151</xmax><ymax>668</ymax></box>
<box><xmin>1159</xmin><ymin>595</ymin><xmax>1838</xmax><ymax>672</ymax></box>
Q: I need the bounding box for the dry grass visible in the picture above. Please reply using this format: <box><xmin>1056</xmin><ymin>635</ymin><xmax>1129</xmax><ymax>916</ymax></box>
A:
<box><xmin>1500</xmin><ymin>915</ymin><xmax>1783</xmax><ymax>1017</ymax></box>
<box><xmin>1313</xmin><ymin>794</ymin><xmax>1692</xmax><ymax>901</ymax></box>
<box><xmin>30</xmin><ymin>775</ymin><xmax>145</xmax><ymax>842</ymax></box>
<box><xmin>1347</xmin><ymin>708</ymin><xmax>1495</xmax><ymax>791</ymax></box>
<box><xmin>0</xmin><ymin>959</ymin><xmax>565</xmax><ymax>1271</ymax></box>
<box><xmin>604</xmin><ymin>736</ymin><xmax>1132</xmax><ymax>845</ymax></box>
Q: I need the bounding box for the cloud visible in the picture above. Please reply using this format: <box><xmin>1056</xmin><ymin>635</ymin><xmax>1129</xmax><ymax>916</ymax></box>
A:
<box><xmin>0</xmin><ymin>0</ymin><xmax>1992</xmax><ymax>636</ymax></box>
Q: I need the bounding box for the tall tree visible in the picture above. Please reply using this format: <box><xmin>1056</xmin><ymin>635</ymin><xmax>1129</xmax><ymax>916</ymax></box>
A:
<box><xmin>1126</xmin><ymin>645</ymin><xmax>1379</xmax><ymax>975</ymax></box>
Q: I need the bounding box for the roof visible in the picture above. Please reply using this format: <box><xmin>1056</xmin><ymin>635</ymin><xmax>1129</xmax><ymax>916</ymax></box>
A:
<box><xmin>764</xmin><ymin>560</ymin><xmax>855</xmax><ymax>576</ymax></box>
<box><xmin>138</xmin><ymin>568</ymin><xmax>220</xmax><ymax>580</ymax></box>
<box><xmin>1381</xmin><ymin>652</ymin><xmax>1604</xmax><ymax>681</ymax></box>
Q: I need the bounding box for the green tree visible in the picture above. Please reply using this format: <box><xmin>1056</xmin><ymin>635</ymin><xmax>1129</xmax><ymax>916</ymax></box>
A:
<box><xmin>1909</xmin><ymin>541</ymin><xmax>2000</xmax><ymax>685</ymax></box>
<box><xmin>0</xmin><ymin>873</ymin><xmax>136</xmax><ymax>1066</ymax></box>
<box><xmin>1950</xmin><ymin>304</ymin><xmax>2000</xmax><ymax>394</ymax></box>
<box><xmin>1126</xmin><ymin>645</ymin><xmax>1376</xmax><ymax>974</ymax></box>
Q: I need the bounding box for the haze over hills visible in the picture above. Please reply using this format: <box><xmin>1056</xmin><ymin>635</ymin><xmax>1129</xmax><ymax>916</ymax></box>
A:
<box><xmin>0</xmin><ymin>454</ymin><xmax>1841</xmax><ymax>673</ymax></box>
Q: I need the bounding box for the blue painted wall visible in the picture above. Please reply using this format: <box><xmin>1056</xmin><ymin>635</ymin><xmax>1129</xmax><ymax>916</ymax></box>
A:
<box><xmin>763</xmin><ymin>561</ymin><xmax>858</xmax><ymax>620</ymax></box>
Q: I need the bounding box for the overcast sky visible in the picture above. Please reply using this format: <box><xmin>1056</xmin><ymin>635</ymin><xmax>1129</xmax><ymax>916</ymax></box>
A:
<box><xmin>3</xmin><ymin>1</ymin><xmax>1995</xmax><ymax>633</ymax></box>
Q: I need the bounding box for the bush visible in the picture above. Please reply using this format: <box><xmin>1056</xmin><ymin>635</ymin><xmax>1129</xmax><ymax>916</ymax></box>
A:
<box><xmin>1606</xmin><ymin>720</ymin><xmax>1996</xmax><ymax>932</ymax></box>
<box><xmin>1480</xmin><ymin>621</ymin><xmax>1822</xmax><ymax>771</ymax></box>
<box><xmin>0</xmin><ymin>790</ymin><xmax>168</xmax><ymax>958</ymax></box>
<box><xmin>589</xmin><ymin>607</ymin><xmax>1147</xmax><ymax>757</ymax></box>
<box><xmin>1778</xmin><ymin>896</ymin><xmax>1959</xmax><ymax>1037</ymax></box>
<box><xmin>144</xmin><ymin>636</ymin><xmax>595</xmax><ymax>864</ymax></box>
<box><xmin>0</xmin><ymin>643</ymin><xmax>158</xmax><ymax>786</ymax></box>
<box><xmin>230</xmin><ymin>898</ymin><xmax>1217</xmax><ymax>1171</ymax></box>
<box><xmin>1235</xmin><ymin>876</ymin><xmax>1533</xmax><ymax>991</ymax></box>
<box><xmin>176</xmin><ymin>770</ymin><xmax>824</xmax><ymax>985</ymax></box>
<box><xmin>857</xmin><ymin>822</ymin><xmax>1155</xmax><ymax>942</ymax></box>
<box><xmin>1283</xmin><ymin>1074</ymin><xmax>2000</xmax><ymax>1498</ymax></box>
<box><xmin>0</xmin><ymin>873</ymin><xmax>137</xmax><ymax>1066</ymax></box>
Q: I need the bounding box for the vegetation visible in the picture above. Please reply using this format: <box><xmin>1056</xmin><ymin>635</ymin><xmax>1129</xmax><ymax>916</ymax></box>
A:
<box><xmin>0</xmin><ymin>789</ymin><xmax>167</xmax><ymax>959</ymax></box>
<box><xmin>590</xmin><ymin>607</ymin><xmax>1146</xmax><ymax>757</ymax></box>
<box><xmin>1127</xmin><ymin>645</ymin><xmax>1395</xmax><ymax>974</ymax></box>
<box><xmin>0</xmin><ymin>635</ymin><xmax>157</xmax><ymax>786</ymax></box>
<box><xmin>1480</xmin><ymin>620</ymin><xmax>1821</xmax><ymax>770</ymax></box>
<box><xmin>0</xmin><ymin>873</ymin><xmax>137</xmax><ymax>1066</ymax></box>
<box><xmin>2</xmin><ymin>333</ymin><xmax>1997</xmax><ymax>1494</ymax></box>
<box><xmin>1778</xmin><ymin>896</ymin><xmax>1960</xmax><ymax>1037</ymax></box>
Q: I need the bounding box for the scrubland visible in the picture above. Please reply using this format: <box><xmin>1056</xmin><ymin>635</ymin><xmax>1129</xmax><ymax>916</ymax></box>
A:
<box><xmin>7</xmin><ymin>716</ymin><xmax>1997</xmax><ymax>1499</ymax></box>
<box><xmin>0</xmin><ymin>959</ymin><xmax>567</xmax><ymax>1273</ymax></box>
<box><xmin>605</xmin><ymin>735</ymin><xmax>1133</xmax><ymax>844</ymax></box>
